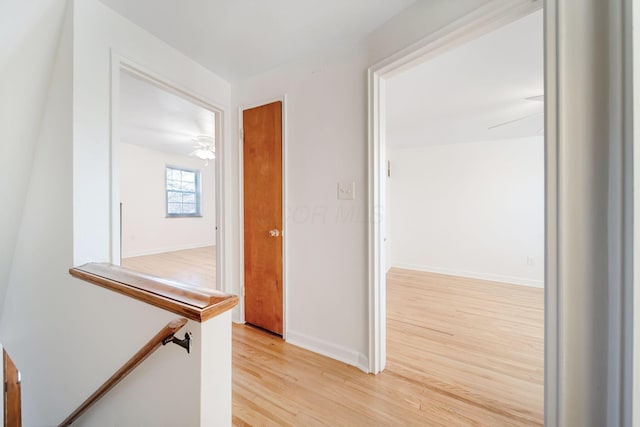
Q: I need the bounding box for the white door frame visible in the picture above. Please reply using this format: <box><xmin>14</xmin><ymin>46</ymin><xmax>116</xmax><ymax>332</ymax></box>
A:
<box><xmin>633</xmin><ymin>0</ymin><xmax>640</xmax><ymax>422</ymax></box>
<box><xmin>367</xmin><ymin>0</ymin><xmax>543</xmax><ymax>374</ymax></box>
<box><xmin>369</xmin><ymin>0</ymin><xmax>637</xmax><ymax>425</ymax></box>
<box><xmin>110</xmin><ymin>53</ymin><xmax>229</xmax><ymax>291</ymax></box>
<box><xmin>367</xmin><ymin>0</ymin><xmax>550</xmax><ymax>404</ymax></box>
<box><xmin>237</xmin><ymin>96</ymin><xmax>288</xmax><ymax>339</ymax></box>
<box><xmin>367</xmin><ymin>0</ymin><xmax>547</xmax><ymax>417</ymax></box>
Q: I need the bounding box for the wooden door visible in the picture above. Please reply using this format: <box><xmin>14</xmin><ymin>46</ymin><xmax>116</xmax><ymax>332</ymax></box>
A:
<box><xmin>4</xmin><ymin>349</ymin><xmax>22</xmax><ymax>427</ymax></box>
<box><xmin>243</xmin><ymin>101</ymin><xmax>283</xmax><ymax>335</ymax></box>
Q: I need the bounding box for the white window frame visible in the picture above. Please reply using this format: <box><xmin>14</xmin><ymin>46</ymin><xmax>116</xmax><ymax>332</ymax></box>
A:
<box><xmin>165</xmin><ymin>165</ymin><xmax>202</xmax><ymax>218</ymax></box>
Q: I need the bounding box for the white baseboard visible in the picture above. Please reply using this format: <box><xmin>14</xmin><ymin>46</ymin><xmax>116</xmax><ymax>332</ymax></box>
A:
<box><xmin>122</xmin><ymin>242</ymin><xmax>215</xmax><ymax>258</ymax></box>
<box><xmin>357</xmin><ymin>352</ymin><xmax>369</xmax><ymax>372</ymax></box>
<box><xmin>231</xmin><ymin>309</ymin><xmax>244</xmax><ymax>325</ymax></box>
<box><xmin>390</xmin><ymin>263</ymin><xmax>544</xmax><ymax>288</ymax></box>
<box><xmin>286</xmin><ymin>329</ymin><xmax>369</xmax><ymax>373</ymax></box>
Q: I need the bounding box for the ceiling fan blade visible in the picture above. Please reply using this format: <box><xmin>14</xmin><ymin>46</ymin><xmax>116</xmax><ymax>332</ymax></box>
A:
<box><xmin>488</xmin><ymin>111</ymin><xmax>543</xmax><ymax>130</ymax></box>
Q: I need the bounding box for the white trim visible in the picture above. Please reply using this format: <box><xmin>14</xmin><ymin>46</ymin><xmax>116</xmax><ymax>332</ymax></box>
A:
<box><xmin>542</xmin><ymin>3</ymin><xmax>558</xmax><ymax>424</ymax></box>
<box><xmin>110</xmin><ymin>52</ymin><xmax>229</xmax><ymax>292</ymax></box>
<box><xmin>238</xmin><ymin>96</ymin><xmax>288</xmax><ymax>338</ymax></box>
<box><xmin>390</xmin><ymin>263</ymin><xmax>544</xmax><ymax>288</ymax></box>
<box><xmin>214</xmin><ymin>102</ymin><xmax>226</xmax><ymax>294</ymax></box>
<box><xmin>633</xmin><ymin>0</ymin><xmax>640</xmax><ymax>422</ymax></box>
<box><xmin>236</xmin><ymin>104</ymin><xmax>245</xmax><ymax>325</ymax></box>
<box><xmin>286</xmin><ymin>330</ymin><xmax>369</xmax><ymax>373</ymax></box>
<box><xmin>110</xmin><ymin>53</ymin><xmax>121</xmax><ymax>265</ymax></box>
<box><xmin>367</xmin><ymin>0</ymin><xmax>543</xmax><ymax>376</ymax></box>
<box><xmin>121</xmin><ymin>242</ymin><xmax>216</xmax><ymax>259</ymax></box>
<box><xmin>368</xmin><ymin>0</ymin><xmax>544</xmax><ymax>78</ymax></box>
<box><xmin>620</xmin><ymin>0</ymin><xmax>635</xmax><ymax>423</ymax></box>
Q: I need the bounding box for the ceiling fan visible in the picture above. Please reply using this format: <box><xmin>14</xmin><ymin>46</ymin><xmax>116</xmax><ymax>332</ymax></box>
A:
<box><xmin>488</xmin><ymin>95</ymin><xmax>544</xmax><ymax>131</ymax></box>
<box><xmin>191</xmin><ymin>135</ymin><xmax>215</xmax><ymax>166</ymax></box>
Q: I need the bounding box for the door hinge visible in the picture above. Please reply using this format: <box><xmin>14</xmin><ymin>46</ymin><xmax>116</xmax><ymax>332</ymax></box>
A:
<box><xmin>241</xmin><ymin>287</ymin><xmax>245</xmax><ymax>297</ymax></box>
<box><xmin>387</xmin><ymin>160</ymin><xmax>391</xmax><ymax>178</ymax></box>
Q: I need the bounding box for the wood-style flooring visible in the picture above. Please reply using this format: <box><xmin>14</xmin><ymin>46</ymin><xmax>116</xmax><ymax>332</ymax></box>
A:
<box><xmin>121</xmin><ymin>246</ymin><xmax>216</xmax><ymax>288</ymax></box>
<box><xmin>234</xmin><ymin>268</ymin><xmax>543</xmax><ymax>426</ymax></box>
<box><xmin>122</xmin><ymin>248</ymin><xmax>544</xmax><ymax>425</ymax></box>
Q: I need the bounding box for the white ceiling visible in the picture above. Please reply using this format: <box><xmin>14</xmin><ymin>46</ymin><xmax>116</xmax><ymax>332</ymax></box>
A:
<box><xmin>98</xmin><ymin>0</ymin><xmax>416</xmax><ymax>82</ymax></box>
<box><xmin>119</xmin><ymin>70</ymin><xmax>215</xmax><ymax>157</ymax></box>
<box><xmin>386</xmin><ymin>10</ymin><xmax>543</xmax><ymax>149</ymax></box>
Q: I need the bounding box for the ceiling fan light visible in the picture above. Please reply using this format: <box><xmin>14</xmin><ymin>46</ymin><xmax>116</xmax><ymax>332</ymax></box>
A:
<box><xmin>195</xmin><ymin>149</ymin><xmax>215</xmax><ymax>160</ymax></box>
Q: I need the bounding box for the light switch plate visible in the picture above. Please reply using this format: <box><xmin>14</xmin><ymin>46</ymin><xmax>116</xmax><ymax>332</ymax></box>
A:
<box><xmin>337</xmin><ymin>181</ymin><xmax>355</xmax><ymax>200</ymax></box>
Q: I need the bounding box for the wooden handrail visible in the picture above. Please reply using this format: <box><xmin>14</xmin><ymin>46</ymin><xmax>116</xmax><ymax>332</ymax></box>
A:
<box><xmin>70</xmin><ymin>263</ymin><xmax>238</xmax><ymax>322</ymax></box>
<box><xmin>58</xmin><ymin>318</ymin><xmax>188</xmax><ymax>427</ymax></box>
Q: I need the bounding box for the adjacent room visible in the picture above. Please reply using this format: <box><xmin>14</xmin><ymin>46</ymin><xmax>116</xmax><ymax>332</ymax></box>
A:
<box><xmin>118</xmin><ymin>69</ymin><xmax>218</xmax><ymax>288</ymax></box>
<box><xmin>384</xmin><ymin>9</ymin><xmax>545</xmax><ymax>424</ymax></box>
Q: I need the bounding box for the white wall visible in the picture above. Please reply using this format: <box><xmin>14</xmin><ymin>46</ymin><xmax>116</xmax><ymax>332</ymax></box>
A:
<box><xmin>387</xmin><ymin>137</ymin><xmax>544</xmax><ymax>287</ymax></box>
<box><xmin>231</xmin><ymin>0</ymin><xmax>491</xmax><ymax>370</ymax></box>
<box><xmin>73</xmin><ymin>0</ymin><xmax>231</xmax><ymax>266</ymax></box>
<box><xmin>0</xmin><ymin>0</ymin><xmax>68</xmax><ymax>309</ymax></box>
<box><xmin>120</xmin><ymin>143</ymin><xmax>215</xmax><ymax>258</ymax></box>
<box><xmin>0</xmin><ymin>0</ymin><xmax>233</xmax><ymax>424</ymax></box>
<box><xmin>0</xmin><ymin>4</ymin><xmax>76</xmax><ymax>423</ymax></box>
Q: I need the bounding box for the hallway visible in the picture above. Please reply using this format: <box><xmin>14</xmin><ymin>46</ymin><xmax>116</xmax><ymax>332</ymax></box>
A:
<box><xmin>123</xmin><ymin>248</ymin><xmax>543</xmax><ymax>425</ymax></box>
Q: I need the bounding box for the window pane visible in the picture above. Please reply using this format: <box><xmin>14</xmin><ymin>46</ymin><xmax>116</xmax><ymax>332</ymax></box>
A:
<box><xmin>181</xmin><ymin>182</ymin><xmax>196</xmax><ymax>192</ymax></box>
<box><xmin>182</xmin><ymin>171</ymin><xmax>195</xmax><ymax>182</ymax></box>
<box><xmin>182</xmin><ymin>203</ymin><xmax>196</xmax><ymax>214</ymax></box>
<box><xmin>168</xmin><ymin>203</ymin><xmax>182</xmax><ymax>214</ymax></box>
<box><xmin>167</xmin><ymin>191</ymin><xmax>182</xmax><ymax>203</ymax></box>
<box><xmin>166</xmin><ymin>167</ymin><xmax>200</xmax><ymax>216</ymax></box>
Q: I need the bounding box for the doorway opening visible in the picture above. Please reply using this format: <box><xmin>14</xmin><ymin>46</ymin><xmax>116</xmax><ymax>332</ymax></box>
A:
<box><xmin>368</xmin><ymin>2</ymin><xmax>546</xmax><ymax>425</ymax></box>
<box><xmin>111</xmin><ymin>64</ymin><xmax>224</xmax><ymax>291</ymax></box>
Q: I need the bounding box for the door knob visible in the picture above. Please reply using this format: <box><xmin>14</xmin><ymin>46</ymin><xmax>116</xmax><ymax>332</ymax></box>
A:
<box><xmin>268</xmin><ymin>229</ymin><xmax>281</xmax><ymax>237</ymax></box>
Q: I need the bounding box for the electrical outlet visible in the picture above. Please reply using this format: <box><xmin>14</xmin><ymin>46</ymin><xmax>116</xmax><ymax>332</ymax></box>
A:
<box><xmin>526</xmin><ymin>256</ymin><xmax>535</xmax><ymax>266</ymax></box>
<box><xmin>337</xmin><ymin>182</ymin><xmax>355</xmax><ymax>200</ymax></box>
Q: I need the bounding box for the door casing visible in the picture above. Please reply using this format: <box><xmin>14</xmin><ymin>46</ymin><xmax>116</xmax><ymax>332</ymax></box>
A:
<box><xmin>110</xmin><ymin>54</ymin><xmax>228</xmax><ymax>293</ymax></box>
<box><xmin>367</xmin><ymin>0</ymin><xmax>543</xmax><ymax>376</ymax></box>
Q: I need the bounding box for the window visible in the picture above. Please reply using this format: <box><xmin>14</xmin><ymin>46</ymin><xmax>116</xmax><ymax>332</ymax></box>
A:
<box><xmin>166</xmin><ymin>166</ymin><xmax>201</xmax><ymax>217</ymax></box>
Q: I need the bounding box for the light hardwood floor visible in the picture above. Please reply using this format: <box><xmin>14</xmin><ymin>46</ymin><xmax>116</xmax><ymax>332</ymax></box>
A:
<box><xmin>234</xmin><ymin>269</ymin><xmax>543</xmax><ymax>426</ymax></box>
<box><xmin>123</xmin><ymin>249</ymin><xmax>544</xmax><ymax>425</ymax></box>
<box><xmin>121</xmin><ymin>246</ymin><xmax>216</xmax><ymax>288</ymax></box>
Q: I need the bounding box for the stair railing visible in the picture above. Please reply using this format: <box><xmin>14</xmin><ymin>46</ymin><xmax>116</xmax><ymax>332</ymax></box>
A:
<box><xmin>58</xmin><ymin>317</ymin><xmax>189</xmax><ymax>426</ymax></box>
